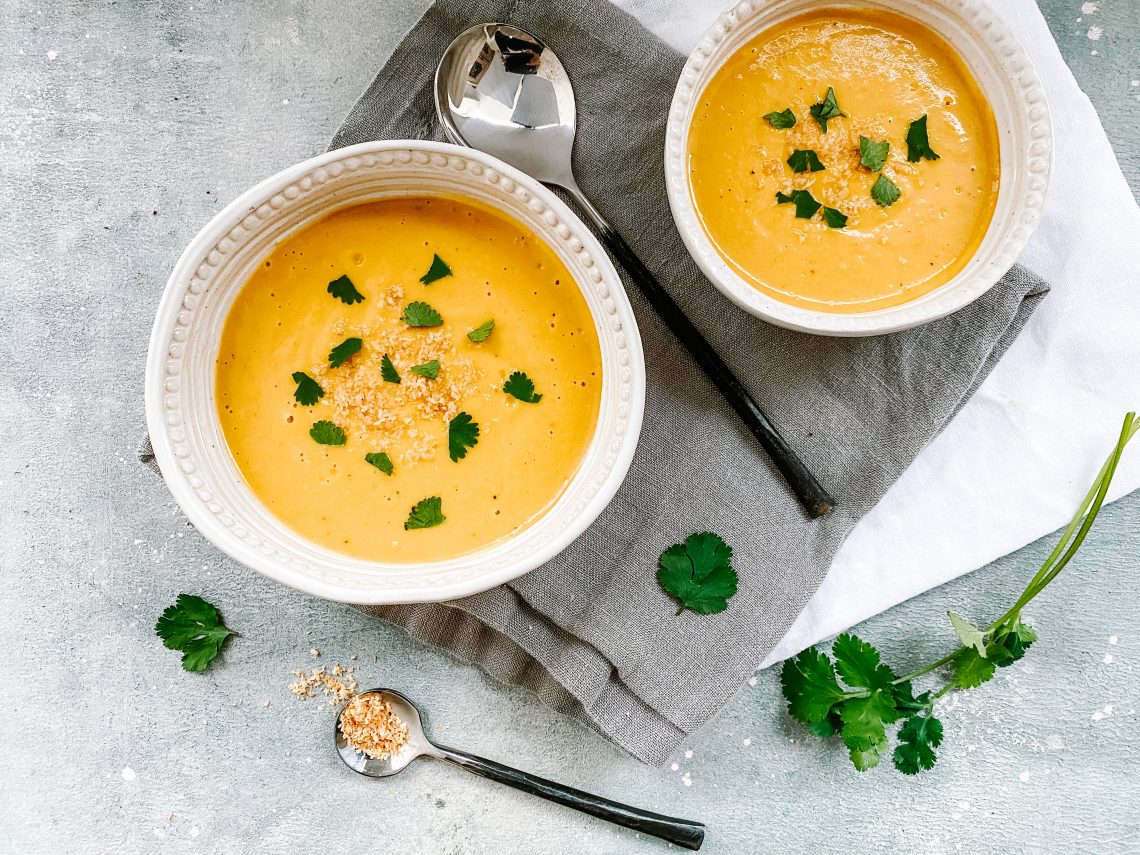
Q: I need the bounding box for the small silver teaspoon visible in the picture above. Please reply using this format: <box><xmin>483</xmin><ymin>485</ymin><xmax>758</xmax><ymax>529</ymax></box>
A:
<box><xmin>336</xmin><ymin>689</ymin><xmax>705</xmax><ymax>850</ymax></box>
<box><xmin>434</xmin><ymin>23</ymin><xmax>834</xmax><ymax>518</ymax></box>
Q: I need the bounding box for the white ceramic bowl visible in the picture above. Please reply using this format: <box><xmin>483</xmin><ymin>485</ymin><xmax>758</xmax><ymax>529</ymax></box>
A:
<box><xmin>145</xmin><ymin>140</ymin><xmax>645</xmax><ymax>604</ymax></box>
<box><xmin>665</xmin><ymin>0</ymin><xmax>1053</xmax><ymax>336</ymax></box>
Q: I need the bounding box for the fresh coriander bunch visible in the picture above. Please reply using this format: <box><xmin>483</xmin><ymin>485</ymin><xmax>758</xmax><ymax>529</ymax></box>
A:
<box><xmin>781</xmin><ymin>412</ymin><xmax>1137</xmax><ymax>774</ymax></box>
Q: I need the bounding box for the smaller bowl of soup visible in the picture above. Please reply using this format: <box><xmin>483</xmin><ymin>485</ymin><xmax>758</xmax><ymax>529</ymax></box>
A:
<box><xmin>665</xmin><ymin>0</ymin><xmax>1052</xmax><ymax>335</ymax></box>
<box><xmin>145</xmin><ymin>141</ymin><xmax>645</xmax><ymax>604</ymax></box>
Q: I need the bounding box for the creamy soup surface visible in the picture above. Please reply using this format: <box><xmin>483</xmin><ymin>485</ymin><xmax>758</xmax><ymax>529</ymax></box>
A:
<box><xmin>688</xmin><ymin>9</ymin><xmax>1000</xmax><ymax>313</ymax></box>
<box><xmin>216</xmin><ymin>197</ymin><xmax>602</xmax><ymax>563</ymax></box>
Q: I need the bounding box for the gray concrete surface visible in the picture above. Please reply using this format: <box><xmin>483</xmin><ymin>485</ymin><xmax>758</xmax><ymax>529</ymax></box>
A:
<box><xmin>1</xmin><ymin>1</ymin><xmax>1138</xmax><ymax>852</ymax></box>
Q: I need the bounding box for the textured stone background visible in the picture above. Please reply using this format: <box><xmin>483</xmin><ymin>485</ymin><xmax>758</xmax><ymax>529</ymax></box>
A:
<box><xmin>1</xmin><ymin>0</ymin><xmax>1137</xmax><ymax>852</ymax></box>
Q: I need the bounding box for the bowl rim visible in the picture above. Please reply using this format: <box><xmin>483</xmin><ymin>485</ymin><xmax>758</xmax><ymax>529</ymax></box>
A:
<box><xmin>664</xmin><ymin>0</ymin><xmax>1054</xmax><ymax>336</ymax></box>
<box><xmin>145</xmin><ymin>139</ymin><xmax>646</xmax><ymax>604</ymax></box>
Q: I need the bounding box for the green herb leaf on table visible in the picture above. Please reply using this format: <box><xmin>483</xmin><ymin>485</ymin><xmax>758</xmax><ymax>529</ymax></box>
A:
<box><xmin>947</xmin><ymin>610</ymin><xmax>988</xmax><ymax>657</ymax></box>
<box><xmin>401</xmin><ymin>301</ymin><xmax>444</xmax><ymax>327</ymax></box>
<box><xmin>327</xmin><ymin>274</ymin><xmax>364</xmax><ymax>305</ymax></box>
<box><xmin>410</xmin><ymin>359</ymin><xmax>440</xmax><ymax>380</ymax></box>
<box><xmin>381</xmin><ymin>353</ymin><xmax>400</xmax><ymax>384</ymax></box>
<box><xmin>778</xmin><ymin>412</ymin><xmax>1138</xmax><ymax>776</ymax></box>
<box><xmin>467</xmin><ymin>319</ymin><xmax>495</xmax><ymax>343</ymax></box>
<box><xmin>448</xmin><ymin>412</ymin><xmax>480</xmax><ymax>462</ymax></box>
<box><xmin>787</xmin><ymin>149</ymin><xmax>826</xmax><ymax>173</ymax></box>
<box><xmin>822</xmin><ymin>206</ymin><xmax>848</xmax><ymax>229</ymax></box>
<box><xmin>764</xmin><ymin>108</ymin><xmax>797</xmax><ymax>129</ymax></box>
<box><xmin>405</xmin><ymin>496</ymin><xmax>445</xmax><ymax>530</ymax></box>
<box><xmin>503</xmin><ymin>371</ymin><xmax>542</xmax><ymax>403</ymax></box>
<box><xmin>858</xmin><ymin>135</ymin><xmax>890</xmax><ymax>172</ymax></box>
<box><xmin>364</xmin><ymin>451</ymin><xmax>393</xmax><ymax>475</ymax></box>
<box><xmin>893</xmin><ymin>713</ymin><xmax>944</xmax><ymax>775</ymax></box>
<box><xmin>328</xmin><ymin>337</ymin><xmax>362</xmax><ymax>368</ymax></box>
<box><xmin>776</xmin><ymin>189</ymin><xmax>822</xmax><ymax>219</ymax></box>
<box><xmin>657</xmin><ymin>531</ymin><xmax>738</xmax><ymax>615</ymax></box>
<box><xmin>309</xmin><ymin>420</ymin><xmax>346</xmax><ymax>446</ymax></box>
<box><xmin>871</xmin><ymin>174</ymin><xmax>901</xmax><ymax>207</ymax></box>
<box><xmin>419</xmin><ymin>253</ymin><xmax>452</xmax><ymax>285</ymax></box>
<box><xmin>809</xmin><ymin>87</ymin><xmax>846</xmax><ymax>133</ymax></box>
<box><xmin>905</xmin><ymin>114</ymin><xmax>940</xmax><ymax>162</ymax></box>
<box><xmin>155</xmin><ymin>594</ymin><xmax>234</xmax><ymax>672</ymax></box>
<box><xmin>291</xmin><ymin>371</ymin><xmax>324</xmax><ymax>406</ymax></box>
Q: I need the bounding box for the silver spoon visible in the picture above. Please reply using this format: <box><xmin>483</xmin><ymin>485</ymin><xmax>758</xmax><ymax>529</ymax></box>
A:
<box><xmin>434</xmin><ymin>23</ymin><xmax>834</xmax><ymax>518</ymax></box>
<box><xmin>336</xmin><ymin>688</ymin><xmax>705</xmax><ymax>850</ymax></box>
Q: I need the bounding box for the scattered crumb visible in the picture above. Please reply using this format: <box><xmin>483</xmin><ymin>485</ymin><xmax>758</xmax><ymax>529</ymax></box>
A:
<box><xmin>1080</xmin><ymin>1</ymin><xmax>1098</xmax><ymax>13</ymax></box>
<box><xmin>310</xmin><ymin>647</ymin><xmax>320</xmax><ymax>657</ymax></box>
<box><xmin>121</xmin><ymin>767</ymin><xmax>136</xmax><ymax>782</ymax></box>
<box><xmin>1104</xmin><ymin>653</ymin><xmax>1114</xmax><ymax>664</ymax></box>
<box><xmin>684</xmin><ymin>750</ymin><xmax>693</xmax><ymax>759</ymax></box>
<box><xmin>262</xmin><ymin>700</ymin><xmax>271</xmax><ymax>708</ymax></box>
<box><xmin>1109</xmin><ymin>635</ymin><xmax>1118</xmax><ymax>644</ymax></box>
<box><xmin>1086</xmin><ymin>24</ymin><xmax>1103</xmax><ymax>40</ymax></box>
<box><xmin>1091</xmin><ymin>704</ymin><xmax>1114</xmax><ymax>722</ymax></box>
<box><xmin>670</xmin><ymin>762</ymin><xmax>679</xmax><ymax>772</ymax></box>
<box><xmin>743</xmin><ymin>738</ymin><xmax>752</xmax><ymax>746</ymax></box>
<box><xmin>338</xmin><ymin>694</ymin><xmax>409</xmax><ymax>760</ymax></box>
<box><xmin>1019</xmin><ymin>771</ymin><xmax>1031</xmax><ymax>782</ymax></box>
<box><xmin>289</xmin><ymin>665</ymin><xmax>358</xmax><ymax>704</ymax></box>
<box><xmin>747</xmin><ymin>675</ymin><xmax>758</xmax><ymax>686</ymax></box>
<box><xmin>681</xmin><ymin>772</ymin><xmax>693</xmax><ymax>787</ymax></box>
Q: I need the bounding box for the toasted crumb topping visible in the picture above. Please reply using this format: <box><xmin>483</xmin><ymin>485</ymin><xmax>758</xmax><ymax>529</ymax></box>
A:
<box><xmin>338</xmin><ymin>694</ymin><xmax>410</xmax><ymax>760</ymax></box>
<box><xmin>311</xmin><ymin>306</ymin><xmax>482</xmax><ymax>463</ymax></box>
<box><xmin>289</xmin><ymin>665</ymin><xmax>358</xmax><ymax>705</ymax></box>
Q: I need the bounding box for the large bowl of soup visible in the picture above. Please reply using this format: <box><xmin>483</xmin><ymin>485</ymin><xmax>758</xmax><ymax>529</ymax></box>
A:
<box><xmin>666</xmin><ymin>0</ymin><xmax>1052</xmax><ymax>335</ymax></box>
<box><xmin>145</xmin><ymin>141</ymin><xmax>645</xmax><ymax>604</ymax></box>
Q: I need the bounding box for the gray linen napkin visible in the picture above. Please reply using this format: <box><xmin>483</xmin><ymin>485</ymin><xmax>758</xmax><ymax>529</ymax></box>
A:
<box><xmin>142</xmin><ymin>0</ymin><xmax>1048</xmax><ymax>764</ymax></box>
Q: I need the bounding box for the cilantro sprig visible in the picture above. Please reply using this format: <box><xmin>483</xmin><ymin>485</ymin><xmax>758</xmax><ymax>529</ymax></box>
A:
<box><xmin>401</xmin><ymin>301</ymin><xmax>444</xmax><ymax>327</ymax></box>
<box><xmin>419</xmin><ymin>253</ymin><xmax>452</xmax><ymax>285</ymax></box>
<box><xmin>657</xmin><ymin>532</ymin><xmax>738</xmax><ymax>615</ymax></box>
<box><xmin>364</xmin><ymin>451</ymin><xmax>393</xmax><ymax>475</ymax></box>
<box><xmin>764</xmin><ymin>108</ymin><xmax>796</xmax><ymax>129</ymax></box>
<box><xmin>155</xmin><ymin>594</ymin><xmax>234</xmax><ymax>672</ymax></box>
<box><xmin>291</xmin><ymin>371</ymin><xmax>324</xmax><ymax>406</ymax></box>
<box><xmin>906</xmin><ymin>114</ymin><xmax>940</xmax><ymax>162</ymax></box>
<box><xmin>787</xmin><ymin>149</ymin><xmax>825</xmax><ymax>173</ymax></box>
<box><xmin>328</xmin><ymin>337</ymin><xmax>362</xmax><ymax>368</ymax></box>
<box><xmin>310</xmin><ymin>420</ymin><xmax>346</xmax><ymax>446</ymax></box>
<box><xmin>381</xmin><ymin>353</ymin><xmax>400</xmax><ymax>384</ymax></box>
<box><xmin>405</xmin><ymin>496</ymin><xmax>445</xmax><ymax>530</ymax></box>
<box><xmin>871</xmin><ymin>174</ymin><xmax>901</xmax><ymax>207</ymax></box>
<box><xmin>410</xmin><ymin>359</ymin><xmax>440</xmax><ymax>379</ymax></box>
<box><xmin>467</xmin><ymin>319</ymin><xmax>495</xmax><ymax>343</ymax></box>
<box><xmin>448</xmin><ymin>412</ymin><xmax>480</xmax><ymax>462</ymax></box>
<box><xmin>503</xmin><ymin>371</ymin><xmax>542</xmax><ymax>403</ymax></box>
<box><xmin>858</xmin><ymin>136</ymin><xmax>890</xmax><ymax>172</ymax></box>
<box><xmin>809</xmin><ymin>87</ymin><xmax>845</xmax><ymax>133</ymax></box>
<box><xmin>780</xmin><ymin>413</ymin><xmax>1137</xmax><ymax>775</ymax></box>
<box><xmin>327</xmin><ymin>274</ymin><xmax>364</xmax><ymax>305</ymax></box>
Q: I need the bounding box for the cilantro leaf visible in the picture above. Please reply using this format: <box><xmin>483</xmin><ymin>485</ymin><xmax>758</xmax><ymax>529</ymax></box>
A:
<box><xmin>809</xmin><ymin>87</ymin><xmax>846</xmax><ymax>133</ymax></box>
<box><xmin>893</xmin><ymin>713</ymin><xmax>943</xmax><ymax>774</ymax></box>
<box><xmin>987</xmin><ymin>621</ymin><xmax>1035</xmax><ymax>667</ymax></box>
<box><xmin>410</xmin><ymin>359</ymin><xmax>440</xmax><ymax>379</ymax></box>
<box><xmin>327</xmin><ymin>274</ymin><xmax>364</xmax><ymax>305</ymax></box>
<box><xmin>328</xmin><ymin>337</ymin><xmax>362</xmax><ymax>368</ymax></box>
<box><xmin>832</xmin><ymin>633</ymin><xmax>896</xmax><ymax>691</ymax></box>
<box><xmin>781</xmin><ymin>648</ymin><xmax>846</xmax><ymax>724</ymax></box>
<box><xmin>777</xmin><ymin>189</ymin><xmax>821</xmax><ymax>219</ymax></box>
<box><xmin>448</xmin><ymin>412</ymin><xmax>480</xmax><ymax>462</ymax></box>
<box><xmin>155</xmin><ymin>594</ymin><xmax>234</xmax><ymax>672</ymax></box>
<box><xmin>809</xmin><ymin>710</ymin><xmax>844</xmax><ymax>738</ymax></box>
<box><xmin>657</xmin><ymin>531</ymin><xmax>738</xmax><ymax>615</ymax></box>
<box><xmin>948</xmin><ymin>611</ymin><xmax>988</xmax><ymax>657</ymax></box>
<box><xmin>764</xmin><ymin>108</ymin><xmax>796</xmax><ymax>129</ymax></box>
<box><xmin>401</xmin><ymin>301</ymin><xmax>444</xmax><ymax>327</ymax></box>
<box><xmin>838</xmin><ymin>689</ymin><xmax>899</xmax><ymax>770</ymax></box>
<box><xmin>871</xmin><ymin>174</ymin><xmax>901</xmax><ymax>207</ymax></box>
<box><xmin>822</xmin><ymin>206</ymin><xmax>848</xmax><ymax>229</ymax></box>
<box><xmin>467</xmin><ymin>319</ymin><xmax>495</xmax><ymax>342</ymax></box>
<box><xmin>787</xmin><ymin>149</ymin><xmax>825</xmax><ymax>173</ymax></box>
<box><xmin>503</xmin><ymin>370</ymin><xmax>542</xmax><ymax>403</ymax></box>
<box><xmin>419</xmin><ymin>253</ymin><xmax>452</xmax><ymax>285</ymax></box>
<box><xmin>364</xmin><ymin>451</ymin><xmax>393</xmax><ymax>475</ymax></box>
<box><xmin>291</xmin><ymin>371</ymin><xmax>324</xmax><ymax>406</ymax></box>
<box><xmin>953</xmin><ymin>647</ymin><xmax>996</xmax><ymax>689</ymax></box>
<box><xmin>381</xmin><ymin>353</ymin><xmax>400</xmax><ymax>384</ymax></box>
<box><xmin>405</xmin><ymin>496</ymin><xmax>445</xmax><ymax>530</ymax></box>
<box><xmin>906</xmin><ymin>114</ymin><xmax>940</xmax><ymax>162</ymax></box>
<box><xmin>859</xmin><ymin>135</ymin><xmax>890</xmax><ymax>171</ymax></box>
<box><xmin>309</xmin><ymin>420</ymin><xmax>346</xmax><ymax>446</ymax></box>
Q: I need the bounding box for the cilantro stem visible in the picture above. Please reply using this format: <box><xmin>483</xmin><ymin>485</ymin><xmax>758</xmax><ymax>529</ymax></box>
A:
<box><xmin>892</xmin><ymin>412</ymin><xmax>1136</xmax><ymax>687</ymax></box>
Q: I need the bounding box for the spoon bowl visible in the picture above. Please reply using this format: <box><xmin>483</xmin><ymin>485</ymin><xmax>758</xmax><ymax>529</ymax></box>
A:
<box><xmin>334</xmin><ymin>689</ymin><xmax>429</xmax><ymax>777</ymax></box>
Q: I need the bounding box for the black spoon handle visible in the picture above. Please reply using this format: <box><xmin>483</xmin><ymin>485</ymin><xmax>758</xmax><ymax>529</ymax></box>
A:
<box><xmin>434</xmin><ymin>744</ymin><xmax>705</xmax><ymax>850</ymax></box>
<box><xmin>570</xmin><ymin>186</ymin><xmax>835</xmax><ymax>517</ymax></box>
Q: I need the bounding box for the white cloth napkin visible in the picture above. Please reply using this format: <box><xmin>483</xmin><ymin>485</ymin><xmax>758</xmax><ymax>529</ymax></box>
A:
<box><xmin>610</xmin><ymin>0</ymin><xmax>1140</xmax><ymax>667</ymax></box>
